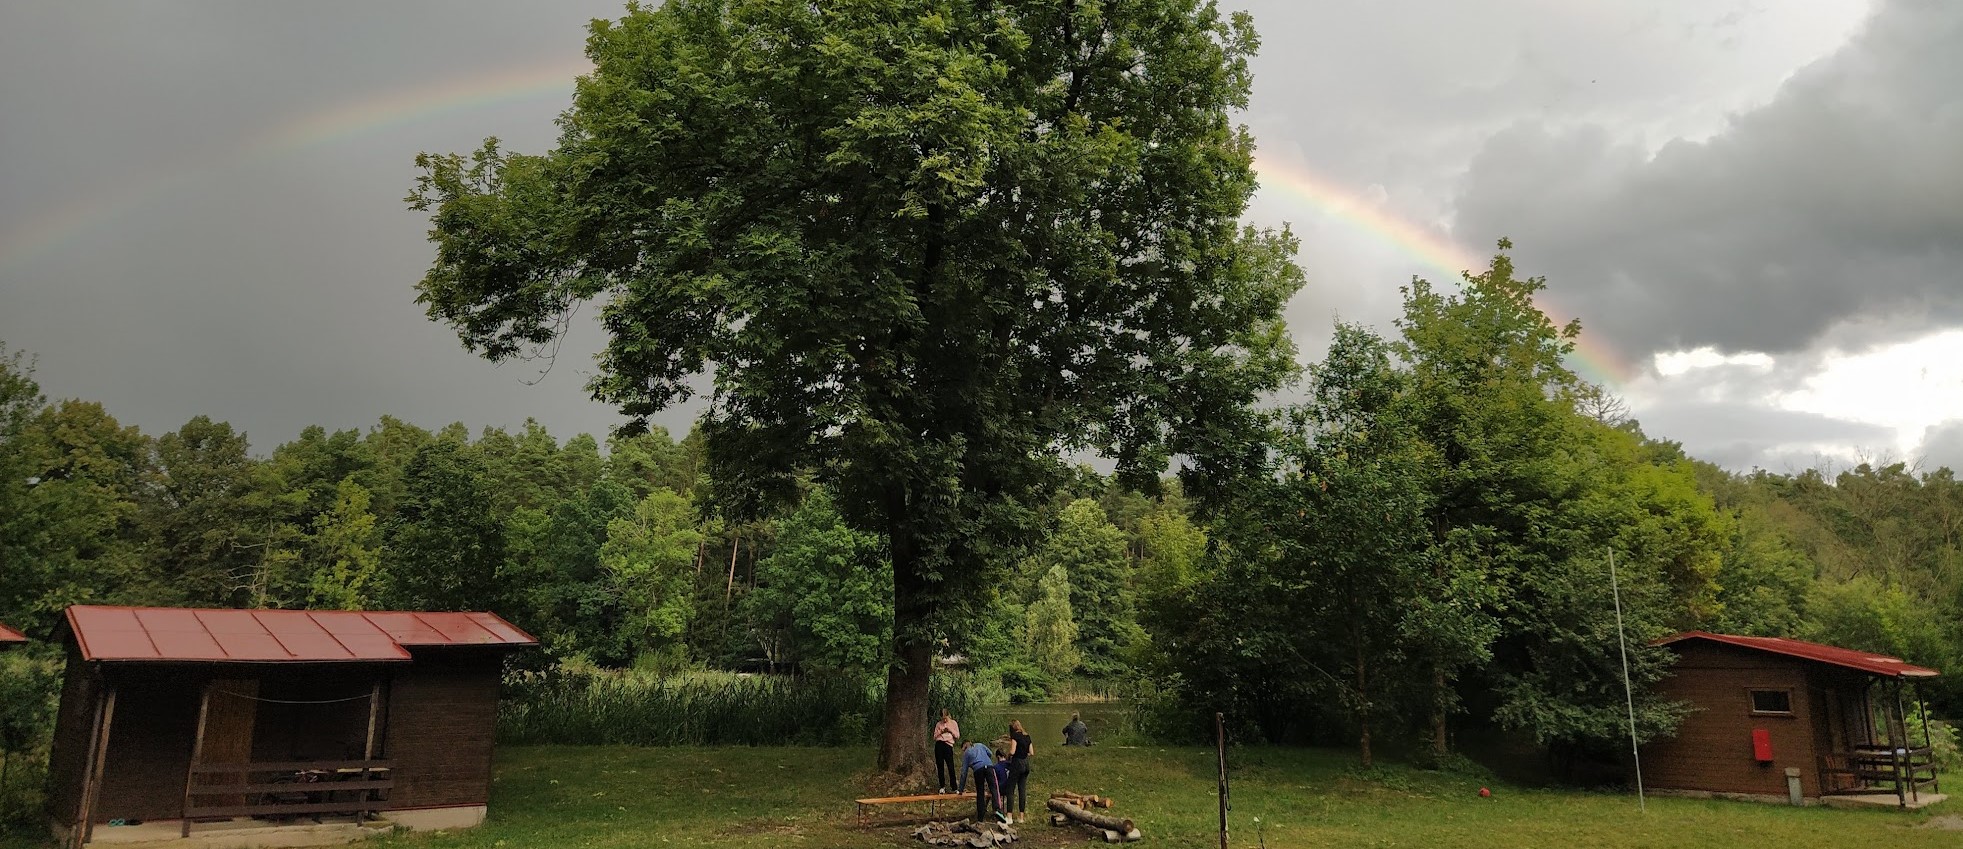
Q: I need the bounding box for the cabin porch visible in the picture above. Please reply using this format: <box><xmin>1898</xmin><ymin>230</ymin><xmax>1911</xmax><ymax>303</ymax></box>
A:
<box><xmin>1815</xmin><ymin>677</ymin><xmax>1942</xmax><ymax>807</ymax></box>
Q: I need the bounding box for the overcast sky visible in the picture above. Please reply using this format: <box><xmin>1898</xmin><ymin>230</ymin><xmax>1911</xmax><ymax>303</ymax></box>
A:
<box><xmin>2</xmin><ymin>1</ymin><xmax>1957</xmax><ymax>473</ymax></box>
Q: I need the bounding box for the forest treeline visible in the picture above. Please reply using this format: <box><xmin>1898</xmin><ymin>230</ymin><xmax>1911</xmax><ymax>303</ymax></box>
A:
<box><xmin>3</xmin><ymin>253</ymin><xmax>1961</xmax><ymax>766</ymax></box>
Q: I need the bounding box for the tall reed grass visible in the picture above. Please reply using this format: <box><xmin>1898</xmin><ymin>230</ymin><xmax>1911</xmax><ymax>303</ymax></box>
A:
<box><xmin>498</xmin><ymin>667</ymin><xmax>981</xmax><ymax>746</ymax></box>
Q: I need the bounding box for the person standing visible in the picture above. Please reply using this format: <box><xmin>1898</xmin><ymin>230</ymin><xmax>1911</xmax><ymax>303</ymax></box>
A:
<box><xmin>1004</xmin><ymin>719</ymin><xmax>1033</xmax><ymax>822</ymax></box>
<box><xmin>962</xmin><ymin>738</ymin><xmax>998</xmax><ymax>822</ymax></box>
<box><xmin>933</xmin><ymin>709</ymin><xmax>961</xmax><ymax>793</ymax></box>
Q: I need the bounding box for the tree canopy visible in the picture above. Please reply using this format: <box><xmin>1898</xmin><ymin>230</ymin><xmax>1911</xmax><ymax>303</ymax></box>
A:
<box><xmin>407</xmin><ymin>0</ymin><xmax>1302</xmax><ymax>776</ymax></box>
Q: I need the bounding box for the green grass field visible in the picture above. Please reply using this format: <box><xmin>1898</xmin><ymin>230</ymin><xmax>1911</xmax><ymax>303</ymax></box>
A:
<box><xmin>370</xmin><ymin>744</ymin><xmax>1956</xmax><ymax>849</ymax></box>
<box><xmin>6</xmin><ymin>744</ymin><xmax>1958</xmax><ymax>848</ymax></box>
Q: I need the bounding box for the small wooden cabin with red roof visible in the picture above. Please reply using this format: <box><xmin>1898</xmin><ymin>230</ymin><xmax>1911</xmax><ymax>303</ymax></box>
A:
<box><xmin>1643</xmin><ymin>631</ymin><xmax>1941</xmax><ymax>807</ymax></box>
<box><xmin>45</xmin><ymin>605</ymin><xmax>535</xmax><ymax>846</ymax></box>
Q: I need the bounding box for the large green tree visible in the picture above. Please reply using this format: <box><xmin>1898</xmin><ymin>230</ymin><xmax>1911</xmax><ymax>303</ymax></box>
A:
<box><xmin>745</xmin><ymin>489</ymin><xmax>892</xmax><ymax>675</ymax></box>
<box><xmin>382</xmin><ymin>439</ymin><xmax>506</xmax><ymax>612</ymax></box>
<box><xmin>1279</xmin><ymin>324</ymin><xmax>1445</xmax><ymax>766</ymax></box>
<box><xmin>1031</xmin><ymin>498</ymin><xmax>1136</xmax><ymax>677</ymax></box>
<box><xmin>600</xmin><ymin>489</ymin><xmax>705</xmax><ymax>665</ymax></box>
<box><xmin>144</xmin><ymin>416</ymin><xmax>294</xmax><ymax>607</ymax></box>
<box><xmin>407</xmin><ymin>0</ymin><xmax>1301</xmax><ymax>776</ymax></box>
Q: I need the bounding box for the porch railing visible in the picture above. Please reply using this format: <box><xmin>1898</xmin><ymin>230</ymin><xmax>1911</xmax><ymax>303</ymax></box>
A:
<box><xmin>1819</xmin><ymin>747</ymin><xmax>1938</xmax><ymax>806</ymax></box>
<box><xmin>182</xmin><ymin>759</ymin><xmax>393</xmax><ymax>832</ymax></box>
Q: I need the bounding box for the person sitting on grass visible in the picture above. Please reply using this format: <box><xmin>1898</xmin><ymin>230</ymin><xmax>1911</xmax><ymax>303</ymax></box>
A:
<box><xmin>962</xmin><ymin>738</ymin><xmax>999</xmax><ymax>822</ymax></box>
<box><xmin>1063</xmin><ymin>712</ymin><xmax>1092</xmax><ymax>747</ymax></box>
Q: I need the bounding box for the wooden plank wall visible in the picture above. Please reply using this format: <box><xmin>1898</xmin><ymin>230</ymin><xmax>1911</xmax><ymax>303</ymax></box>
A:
<box><xmin>43</xmin><ymin>642</ymin><xmax>100</xmax><ymax>826</ymax></box>
<box><xmin>95</xmin><ymin>669</ymin><xmax>202</xmax><ymax>822</ymax></box>
<box><xmin>46</xmin><ymin>651</ymin><xmax>505</xmax><ymax>828</ymax></box>
<box><xmin>250</xmin><ymin>668</ymin><xmax>382</xmax><ymax>762</ymax></box>
<box><xmin>1643</xmin><ymin>642</ymin><xmax>1820</xmax><ymax>798</ymax></box>
<box><xmin>198</xmin><ymin>679</ymin><xmax>261</xmax><ymax>809</ymax></box>
<box><xmin>379</xmin><ymin>650</ymin><xmax>504</xmax><ymax>811</ymax></box>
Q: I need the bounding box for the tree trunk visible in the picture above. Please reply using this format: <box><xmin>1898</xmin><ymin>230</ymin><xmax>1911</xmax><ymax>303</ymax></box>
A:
<box><xmin>877</xmin><ymin>504</ymin><xmax>933</xmax><ymax>781</ymax></box>
<box><xmin>878</xmin><ymin>634</ymin><xmax>933</xmax><ymax>779</ymax></box>
<box><xmin>1431</xmin><ymin>664</ymin><xmax>1449</xmax><ymax>761</ymax></box>
<box><xmin>1356</xmin><ymin>636</ymin><xmax>1372</xmax><ymax>768</ymax></box>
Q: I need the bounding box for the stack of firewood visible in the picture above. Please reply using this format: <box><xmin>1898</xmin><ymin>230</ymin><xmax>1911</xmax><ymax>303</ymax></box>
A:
<box><xmin>912</xmin><ymin>819</ymin><xmax>1018</xmax><ymax>847</ymax></box>
<box><xmin>1046</xmin><ymin>790</ymin><xmax>1142</xmax><ymax>843</ymax></box>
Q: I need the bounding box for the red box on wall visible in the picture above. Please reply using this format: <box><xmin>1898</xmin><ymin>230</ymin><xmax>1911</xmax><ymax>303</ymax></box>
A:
<box><xmin>1752</xmin><ymin>728</ymin><xmax>1774</xmax><ymax>762</ymax></box>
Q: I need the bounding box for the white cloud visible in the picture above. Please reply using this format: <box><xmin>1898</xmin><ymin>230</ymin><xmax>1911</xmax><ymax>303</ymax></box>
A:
<box><xmin>1777</xmin><ymin>329</ymin><xmax>1963</xmax><ymax>456</ymax></box>
<box><xmin>1653</xmin><ymin>347</ymin><xmax>1774</xmax><ymax>377</ymax></box>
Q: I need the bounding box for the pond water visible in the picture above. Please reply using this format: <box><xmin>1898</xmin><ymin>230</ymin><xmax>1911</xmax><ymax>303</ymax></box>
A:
<box><xmin>969</xmin><ymin>702</ymin><xmax>1129</xmax><ymax>747</ymax></box>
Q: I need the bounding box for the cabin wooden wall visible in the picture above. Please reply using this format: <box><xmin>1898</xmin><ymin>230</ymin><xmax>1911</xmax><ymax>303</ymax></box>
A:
<box><xmin>44</xmin><ymin>642</ymin><xmax>99</xmax><ymax>825</ymax></box>
<box><xmin>1643</xmin><ymin>642</ymin><xmax>1822</xmax><ymax>798</ymax></box>
<box><xmin>45</xmin><ymin>650</ymin><xmax>507</xmax><ymax>830</ymax></box>
<box><xmin>250</xmin><ymin>669</ymin><xmax>382</xmax><ymax>763</ymax></box>
<box><xmin>378</xmin><ymin>649</ymin><xmax>504</xmax><ymax>811</ymax></box>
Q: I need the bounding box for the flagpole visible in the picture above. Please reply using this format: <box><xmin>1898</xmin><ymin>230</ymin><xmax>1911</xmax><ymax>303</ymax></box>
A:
<box><xmin>1610</xmin><ymin>548</ymin><xmax>1645</xmax><ymax>812</ymax></box>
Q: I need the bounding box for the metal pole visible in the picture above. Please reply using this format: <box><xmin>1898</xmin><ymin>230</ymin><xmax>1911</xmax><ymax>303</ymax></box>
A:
<box><xmin>1609</xmin><ymin>550</ymin><xmax>1645</xmax><ymax>812</ymax></box>
<box><xmin>1216</xmin><ymin>712</ymin><xmax>1228</xmax><ymax>849</ymax></box>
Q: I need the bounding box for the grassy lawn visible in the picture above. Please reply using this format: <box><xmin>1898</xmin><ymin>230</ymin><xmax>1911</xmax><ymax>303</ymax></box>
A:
<box><xmin>375</xmin><ymin>744</ymin><xmax>1956</xmax><ymax>849</ymax></box>
<box><xmin>6</xmin><ymin>744</ymin><xmax>1957</xmax><ymax>848</ymax></box>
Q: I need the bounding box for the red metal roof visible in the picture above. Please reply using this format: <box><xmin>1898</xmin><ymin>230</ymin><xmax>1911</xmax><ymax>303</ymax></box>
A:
<box><xmin>0</xmin><ymin>622</ymin><xmax>25</xmax><ymax>644</ymax></box>
<box><xmin>1657</xmin><ymin>631</ymin><xmax>1939</xmax><ymax>678</ymax></box>
<box><xmin>64</xmin><ymin>606</ymin><xmax>536</xmax><ymax>663</ymax></box>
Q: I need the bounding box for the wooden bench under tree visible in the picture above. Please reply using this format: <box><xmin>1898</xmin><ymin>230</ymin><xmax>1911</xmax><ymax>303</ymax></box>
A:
<box><xmin>854</xmin><ymin>792</ymin><xmax>969</xmax><ymax>823</ymax></box>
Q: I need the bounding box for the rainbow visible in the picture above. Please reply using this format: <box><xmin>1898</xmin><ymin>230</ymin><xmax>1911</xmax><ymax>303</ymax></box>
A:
<box><xmin>0</xmin><ymin>56</ymin><xmax>592</xmax><ymax>273</ymax></box>
<box><xmin>1251</xmin><ymin>154</ymin><xmax>1639</xmax><ymax>387</ymax></box>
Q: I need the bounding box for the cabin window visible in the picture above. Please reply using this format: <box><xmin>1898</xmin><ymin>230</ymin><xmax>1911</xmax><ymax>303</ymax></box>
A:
<box><xmin>1749</xmin><ymin>689</ymin><xmax>1794</xmax><ymax>716</ymax></box>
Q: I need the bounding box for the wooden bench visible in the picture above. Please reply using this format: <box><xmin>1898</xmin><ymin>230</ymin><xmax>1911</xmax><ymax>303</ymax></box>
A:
<box><xmin>854</xmin><ymin>792</ymin><xmax>968</xmax><ymax>823</ymax></box>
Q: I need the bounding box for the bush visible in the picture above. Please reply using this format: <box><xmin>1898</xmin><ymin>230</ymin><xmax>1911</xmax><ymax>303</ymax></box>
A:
<box><xmin>499</xmin><ymin>664</ymin><xmax>985</xmax><ymax>746</ymax></box>
<box><xmin>0</xmin><ymin>653</ymin><xmax>59</xmax><ymax>827</ymax></box>
<box><xmin>1906</xmin><ymin>704</ymin><xmax>1961</xmax><ymax>773</ymax></box>
<box><xmin>992</xmin><ymin>662</ymin><xmax>1053</xmax><ymax>705</ymax></box>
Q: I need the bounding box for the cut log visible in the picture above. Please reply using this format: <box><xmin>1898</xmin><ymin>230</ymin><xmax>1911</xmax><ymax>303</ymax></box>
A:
<box><xmin>1045</xmin><ymin>799</ymin><xmax>1134</xmax><ymax>834</ymax></box>
<box><xmin>1049</xmin><ymin>791</ymin><xmax>1115</xmax><ymax>808</ymax></box>
<box><xmin>1049</xmin><ymin>814</ymin><xmax>1069</xmax><ymax>827</ymax></box>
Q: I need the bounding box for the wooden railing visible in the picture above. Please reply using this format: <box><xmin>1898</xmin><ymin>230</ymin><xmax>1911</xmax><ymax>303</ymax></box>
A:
<box><xmin>183</xmin><ymin>759</ymin><xmax>392</xmax><ymax>828</ymax></box>
<box><xmin>1819</xmin><ymin>747</ymin><xmax>1938</xmax><ymax>805</ymax></box>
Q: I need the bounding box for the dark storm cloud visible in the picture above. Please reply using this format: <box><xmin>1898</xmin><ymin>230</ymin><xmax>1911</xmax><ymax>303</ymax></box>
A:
<box><xmin>0</xmin><ymin>1</ymin><xmax>672</xmax><ymax>449</ymax></box>
<box><xmin>0</xmin><ymin>0</ymin><xmax>1897</xmax><ymax>467</ymax></box>
<box><xmin>1452</xmin><ymin>0</ymin><xmax>1963</xmax><ymax>359</ymax></box>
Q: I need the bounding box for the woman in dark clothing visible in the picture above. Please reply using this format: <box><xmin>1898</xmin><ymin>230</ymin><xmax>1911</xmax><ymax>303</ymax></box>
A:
<box><xmin>1004</xmin><ymin>719</ymin><xmax>1033</xmax><ymax>822</ymax></box>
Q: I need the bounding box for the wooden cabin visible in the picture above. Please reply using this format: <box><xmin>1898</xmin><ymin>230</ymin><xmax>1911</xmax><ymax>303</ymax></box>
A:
<box><xmin>45</xmin><ymin>605</ymin><xmax>535</xmax><ymax>847</ymax></box>
<box><xmin>1643</xmin><ymin>631</ymin><xmax>1942</xmax><ymax>808</ymax></box>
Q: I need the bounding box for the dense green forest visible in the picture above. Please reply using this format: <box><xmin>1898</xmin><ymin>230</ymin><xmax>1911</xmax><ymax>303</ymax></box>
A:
<box><xmin>5</xmin><ymin>247</ymin><xmax>1962</xmax><ymax>776</ymax></box>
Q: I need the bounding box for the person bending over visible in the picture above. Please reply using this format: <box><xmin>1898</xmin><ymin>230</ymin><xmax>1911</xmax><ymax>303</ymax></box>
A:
<box><xmin>962</xmin><ymin>739</ymin><xmax>999</xmax><ymax>822</ymax></box>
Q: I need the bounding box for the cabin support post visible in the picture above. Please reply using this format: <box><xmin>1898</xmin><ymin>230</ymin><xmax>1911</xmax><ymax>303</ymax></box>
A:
<box><xmin>75</xmin><ymin>684</ymin><xmax>118</xmax><ymax>849</ymax></box>
<box><xmin>1915</xmin><ymin>686</ymin><xmax>1938</xmax><ymax>794</ymax></box>
<box><xmin>1893</xmin><ymin>681</ymin><xmax>1914</xmax><ymax>805</ymax></box>
<box><xmin>70</xmin><ymin>688</ymin><xmax>104</xmax><ymax>849</ymax></box>
<box><xmin>360</xmin><ymin>679</ymin><xmax>383</xmax><ymax>822</ymax></box>
<box><xmin>180</xmin><ymin>683</ymin><xmax>214</xmax><ymax>837</ymax></box>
